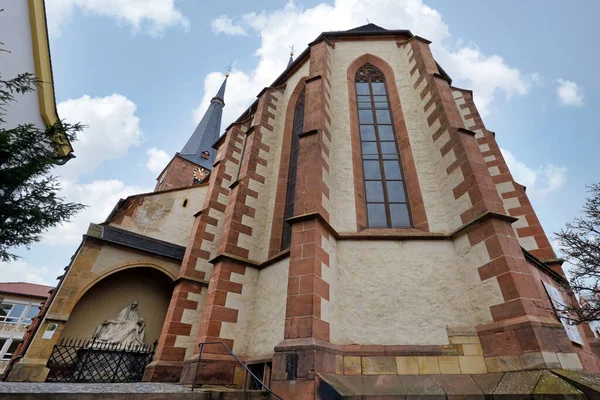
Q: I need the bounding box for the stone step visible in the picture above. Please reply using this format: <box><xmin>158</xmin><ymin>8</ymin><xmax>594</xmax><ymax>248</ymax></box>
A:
<box><xmin>0</xmin><ymin>383</ymin><xmax>272</xmax><ymax>400</ymax></box>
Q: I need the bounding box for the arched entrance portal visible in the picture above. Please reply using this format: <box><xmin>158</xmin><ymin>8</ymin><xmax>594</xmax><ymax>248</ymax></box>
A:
<box><xmin>62</xmin><ymin>267</ymin><xmax>173</xmax><ymax>344</ymax></box>
<box><xmin>46</xmin><ymin>267</ymin><xmax>174</xmax><ymax>383</ymax></box>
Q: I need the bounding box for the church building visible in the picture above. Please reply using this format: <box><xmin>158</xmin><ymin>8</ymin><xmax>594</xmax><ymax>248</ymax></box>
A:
<box><xmin>8</xmin><ymin>24</ymin><xmax>600</xmax><ymax>398</ymax></box>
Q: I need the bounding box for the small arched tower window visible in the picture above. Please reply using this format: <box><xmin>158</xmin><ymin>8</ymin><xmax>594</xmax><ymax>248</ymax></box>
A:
<box><xmin>182</xmin><ymin>199</ymin><xmax>188</xmax><ymax>208</ymax></box>
<box><xmin>355</xmin><ymin>63</ymin><xmax>411</xmax><ymax>228</ymax></box>
<box><xmin>281</xmin><ymin>88</ymin><xmax>305</xmax><ymax>250</ymax></box>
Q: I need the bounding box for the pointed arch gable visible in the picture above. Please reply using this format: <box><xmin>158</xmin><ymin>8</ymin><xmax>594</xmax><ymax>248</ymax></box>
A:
<box><xmin>347</xmin><ymin>54</ymin><xmax>428</xmax><ymax>232</ymax></box>
<box><xmin>75</xmin><ymin>262</ymin><xmax>176</xmax><ymax>308</ymax></box>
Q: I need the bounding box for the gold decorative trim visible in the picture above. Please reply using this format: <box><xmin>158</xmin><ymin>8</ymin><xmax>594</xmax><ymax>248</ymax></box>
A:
<box><xmin>27</xmin><ymin>0</ymin><xmax>73</xmax><ymax>158</ymax></box>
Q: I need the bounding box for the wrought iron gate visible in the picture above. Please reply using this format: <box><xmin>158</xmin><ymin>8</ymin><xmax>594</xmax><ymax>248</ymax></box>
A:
<box><xmin>46</xmin><ymin>338</ymin><xmax>156</xmax><ymax>383</ymax></box>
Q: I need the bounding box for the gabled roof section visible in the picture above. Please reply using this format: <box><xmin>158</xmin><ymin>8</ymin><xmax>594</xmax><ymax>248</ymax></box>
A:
<box><xmin>179</xmin><ymin>76</ymin><xmax>227</xmax><ymax>170</ymax></box>
<box><xmin>344</xmin><ymin>23</ymin><xmax>388</xmax><ymax>33</ymax></box>
<box><xmin>0</xmin><ymin>282</ymin><xmax>53</xmax><ymax>299</ymax></box>
<box><xmin>215</xmin><ymin>24</ymin><xmax>455</xmax><ymax>149</ymax></box>
<box><xmin>87</xmin><ymin>224</ymin><xmax>186</xmax><ymax>261</ymax></box>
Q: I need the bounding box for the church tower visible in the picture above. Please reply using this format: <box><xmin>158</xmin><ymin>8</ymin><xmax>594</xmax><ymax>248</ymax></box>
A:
<box><xmin>155</xmin><ymin>75</ymin><xmax>227</xmax><ymax>191</ymax></box>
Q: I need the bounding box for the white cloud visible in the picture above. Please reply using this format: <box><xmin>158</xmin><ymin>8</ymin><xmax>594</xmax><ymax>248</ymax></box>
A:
<box><xmin>43</xmin><ymin>179</ymin><xmax>150</xmax><ymax>246</ymax></box>
<box><xmin>197</xmin><ymin>0</ymin><xmax>537</xmax><ymax>125</ymax></box>
<box><xmin>443</xmin><ymin>46</ymin><xmax>537</xmax><ymax>114</ymax></box>
<box><xmin>57</xmin><ymin>94</ymin><xmax>142</xmax><ymax>180</ymax></box>
<box><xmin>145</xmin><ymin>147</ymin><xmax>171</xmax><ymax>173</ymax></box>
<box><xmin>0</xmin><ymin>259</ymin><xmax>56</xmax><ymax>285</ymax></box>
<box><xmin>556</xmin><ymin>78</ymin><xmax>584</xmax><ymax>107</ymax></box>
<box><xmin>211</xmin><ymin>15</ymin><xmax>247</xmax><ymax>36</ymax></box>
<box><xmin>46</xmin><ymin>0</ymin><xmax>190</xmax><ymax>38</ymax></box>
<box><xmin>501</xmin><ymin>148</ymin><xmax>567</xmax><ymax>197</ymax></box>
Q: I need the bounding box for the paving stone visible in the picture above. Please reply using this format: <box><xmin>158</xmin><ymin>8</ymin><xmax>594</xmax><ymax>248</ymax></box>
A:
<box><xmin>462</xmin><ymin>343</ymin><xmax>483</xmax><ymax>356</ymax></box>
<box><xmin>493</xmin><ymin>370</ymin><xmax>544</xmax><ymax>396</ymax></box>
<box><xmin>471</xmin><ymin>372</ymin><xmax>504</xmax><ymax>394</ymax></box>
<box><xmin>449</xmin><ymin>335</ymin><xmax>480</xmax><ymax>344</ymax></box>
<box><xmin>438</xmin><ymin>356</ymin><xmax>461</xmax><ymax>375</ymax></box>
<box><xmin>398</xmin><ymin>374</ymin><xmax>445</xmax><ymax>397</ymax></box>
<box><xmin>551</xmin><ymin>369</ymin><xmax>600</xmax><ymax>399</ymax></box>
<box><xmin>317</xmin><ymin>372</ymin><xmax>363</xmax><ymax>396</ymax></box>
<box><xmin>485</xmin><ymin>355</ymin><xmax>523</xmax><ymax>372</ymax></box>
<box><xmin>533</xmin><ymin>370</ymin><xmax>585</xmax><ymax>398</ymax></box>
<box><xmin>361</xmin><ymin>357</ymin><xmax>397</xmax><ymax>375</ymax></box>
<box><xmin>362</xmin><ymin>374</ymin><xmax>404</xmax><ymax>395</ymax></box>
<box><xmin>436</xmin><ymin>374</ymin><xmax>484</xmax><ymax>398</ymax></box>
<box><xmin>335</xmin><ymin>355</ymin><xmax>344</xmax><ymax>374</ymax></box>
<box><xmin>457</xmin><ymin>356</ymin><xmax>487</xmax><ymax>374</ymax></box>
<box><xmin>396</xmin><ymin>356</ymin><xmax>419</xmax><ymax>375</ymax></box>
<box><xmin>344</xmin><ymin>356</ymin><xmax>362</xmax><ymax>375</ymax></box>
<box><xmin>446</xmin><ymin>325</ymin><xmax>477</xmax><ymax>337</ymax></box>
<box><xmin>522</xmin><ymin>352</ymin><xmax>547</xmax><ymax>370</ymax></box>
<box><xmin>541</xmin><ymin>351</ymin><xmax>562</xmax><ymax>369</ymax></box>
<box><xmin>417</xmin><ymin>356</ymin><xmax>440</xmax><ymax>374</ymax></box>
<box><xmin>0</xmin><ymin>383</ymin><xmax>193</xmax><ymax>393</ymax></box>
<box><xmin>557</xmin><ymin>353</ymin><xmax>584</xmax><ymax>371</ymax></box>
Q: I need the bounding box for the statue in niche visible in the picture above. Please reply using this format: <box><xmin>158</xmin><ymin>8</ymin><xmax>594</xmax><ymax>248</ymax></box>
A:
<box><xmin>93</xmin><ymin>301</ymin><xmax>146</xmax><ymax>346</ymax></box>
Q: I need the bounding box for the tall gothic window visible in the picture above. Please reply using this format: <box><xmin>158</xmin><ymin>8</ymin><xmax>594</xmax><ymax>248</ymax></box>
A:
<box><xmin>355</xmin><ymin>64</ymin><xmax>411</xmax><ymax>228</ymax></box>
<box><xmin>281</xmin><ymin>88</ymin><xmax>305</xmax><ymax>249</ymax></box>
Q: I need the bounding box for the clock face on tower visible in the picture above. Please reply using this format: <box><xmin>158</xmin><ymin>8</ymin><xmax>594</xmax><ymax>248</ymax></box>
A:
<box><xmin>193</xmin><ymin>167</ymin><xmax>208</xmax><ymax>184</ymax></box>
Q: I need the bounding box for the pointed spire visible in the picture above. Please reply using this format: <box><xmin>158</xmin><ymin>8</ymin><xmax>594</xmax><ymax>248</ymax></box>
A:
<box><xmin>214</xmin><ymin>74</ymin><xmax>227</xmax><ymax>102</ymax></box>
<box><xmin>288</xmin><ymin>45</ymin><xmax>295</xmax><ymax>67</ymax></box>
<box><xmin>178</xmin><ymin>74</ymin><xmax>227</xmax><ymax>170</ymax></box>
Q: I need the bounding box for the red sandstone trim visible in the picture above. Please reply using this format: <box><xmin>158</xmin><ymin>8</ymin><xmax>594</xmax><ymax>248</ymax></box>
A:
<box><xmin>268</xmin><ymin>78</ymin><xmax>308</xmax><ymax>258</ymax></box>
<box><xmin>453</xmin><ymin>87</ymin><xmax>556</xmax><ymax>261</ymax></box>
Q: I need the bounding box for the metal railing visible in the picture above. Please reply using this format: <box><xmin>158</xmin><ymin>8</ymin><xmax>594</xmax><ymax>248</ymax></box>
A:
<box><xmin>45</xmin><ymin>337</ymin><xmax>156</xmax><ymax>383</ymax></box>
<box><xmin>191</xmin><ymin>341</ymin><xmax>283</xmax><ymax>399</ymax></box>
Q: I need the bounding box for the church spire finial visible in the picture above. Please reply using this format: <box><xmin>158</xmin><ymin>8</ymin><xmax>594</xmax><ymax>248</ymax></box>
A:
<box><xmin>288</xmin><ymin>45</ymin><xmax>295</xmax><ymax>67</ymax></box>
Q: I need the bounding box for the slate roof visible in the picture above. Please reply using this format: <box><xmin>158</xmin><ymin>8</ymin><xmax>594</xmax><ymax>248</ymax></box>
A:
<box><xmin>0</xmin><ymin>282</ymin><xmax>53</xmax><ymax>299</ymax></box>
<box><xmin>179</xmin><ymin>76</ymin><xmax>227</xmax><ymax>170</ymax></box>
<box><xmin>99</xmin><ymin>225</ymin><xmax>186</xmax><ymax>261</ymax></box>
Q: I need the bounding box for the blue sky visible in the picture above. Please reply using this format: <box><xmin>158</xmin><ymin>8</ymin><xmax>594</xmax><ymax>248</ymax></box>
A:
<box><xmin>2</xmin><ymin>0</ymin><xmax>597</xmax><ymax>283</ymax></box>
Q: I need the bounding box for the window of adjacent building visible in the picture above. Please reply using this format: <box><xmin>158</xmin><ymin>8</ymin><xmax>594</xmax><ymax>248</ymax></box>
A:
<box><xmin>355</xmin><ymin>63</ymin><xmax>411</xmax><ymax>228</ymax></box>
<box><xmin>0</xmin><ymin>337</ymin><xmax>21</xmax><ymax>360</ymax></box>
<box><xmin>281</xmin><ymin>88</ymin><xmax>305</xmax><ymax>250</ymax></box>
<box><xmin>0</xmin><ymin>301</ymin><xmax>40</xmax><ymax>325</ymax></box>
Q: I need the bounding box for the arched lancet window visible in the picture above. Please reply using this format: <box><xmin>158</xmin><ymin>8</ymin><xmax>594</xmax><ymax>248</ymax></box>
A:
<box><xmin>281</xmin><ymin>88</ymin><xmax>305</xmax><ymax>249</ymax></box>
<box><xmin>355</xmin><ymin>63</ymin><xmax>411</xmax><ymax>228</ymax></box>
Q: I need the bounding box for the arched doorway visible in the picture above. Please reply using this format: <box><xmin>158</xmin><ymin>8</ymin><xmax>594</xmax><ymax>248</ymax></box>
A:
<box><xmin>46</xmin><ymin>268</ymin><xmax>173</xmax><ymax>383</ymax></box>
<box><xmin>62</xmin><ymin>267</ymin><xmax>173</xmax><ymax>344</ymax></box>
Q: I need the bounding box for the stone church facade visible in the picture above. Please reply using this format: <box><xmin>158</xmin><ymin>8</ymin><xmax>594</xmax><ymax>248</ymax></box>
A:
<box><xmin>8</xmin><ymin>24</ymin><xmax>600</xmax><ymax>398</ymax></box>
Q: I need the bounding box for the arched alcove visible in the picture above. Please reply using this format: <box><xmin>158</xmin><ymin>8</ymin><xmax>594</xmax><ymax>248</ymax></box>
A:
<box><xmin>61</xmin><ymin>267</ymin><xmax>172</xmax><ymax>344</ymax></box>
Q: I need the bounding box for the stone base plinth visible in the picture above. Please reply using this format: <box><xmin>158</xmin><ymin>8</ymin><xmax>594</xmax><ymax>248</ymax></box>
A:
<box><xmin>179</xmin><ymin>354</ymin><xmax>237</xmax><ymax>386</ymax></box>
<box><xmin>6</xmin><ymin>359</ymin><xmax>49</xmax><ymax>382</ymax></box>
<box><xmin>143</xmin><ymin>360</ymin><xmax>183</xmax><ymax>382</ymax></box>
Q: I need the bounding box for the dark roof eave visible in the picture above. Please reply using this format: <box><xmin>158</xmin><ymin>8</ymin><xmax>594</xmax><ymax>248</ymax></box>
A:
<box><xmin>0</xmin><ymin>290</ymin><xmax>49</xmax><ymax>300</ymax></box>
<box><xmin>308</xmin><ymin>28</ymin><xmax>414</xmax><ymax>46</ymax></box>
<box><xmin>87</xmin><ymin>225</ymin><xmax>186</xmax><ymax>261</ymax></box>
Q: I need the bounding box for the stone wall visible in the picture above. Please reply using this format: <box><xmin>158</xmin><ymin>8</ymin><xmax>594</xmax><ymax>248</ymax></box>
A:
<box><xmin>109</xmin><ymin>185</ymin><xmax>207</xmax><ymax>247</ymax></box>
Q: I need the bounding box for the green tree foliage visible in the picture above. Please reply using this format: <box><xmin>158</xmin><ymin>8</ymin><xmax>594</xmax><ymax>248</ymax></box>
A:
<box><xmin>0</xmin><ymin>45</ymin><xmax>85</xmax><ymax>262</ymax></box>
